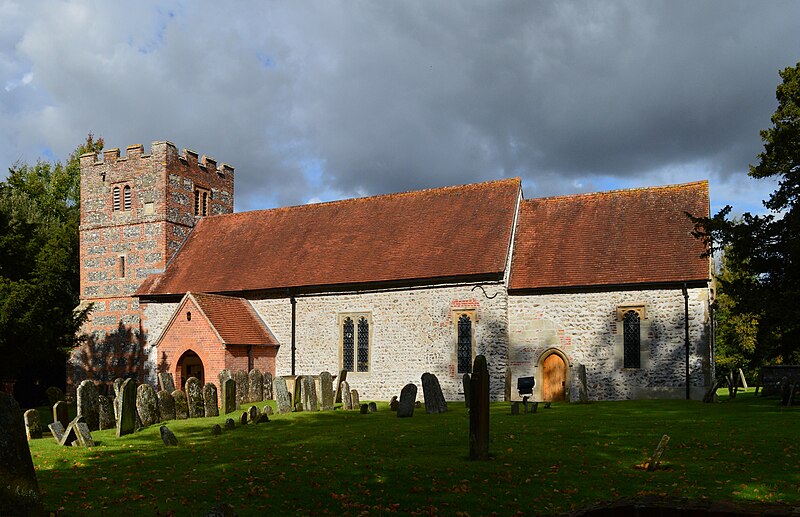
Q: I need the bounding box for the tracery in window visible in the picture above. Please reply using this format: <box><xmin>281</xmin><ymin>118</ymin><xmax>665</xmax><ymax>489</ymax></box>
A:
<box><xmin>457</xmin><ymin>313</ymin><xmax>473</xmax><ymax>374</ymax></box>
<box><xmin>623</xmin><ymin>310</ymin><xmax>641</xmax><ymax>368</ymax></box>
<box><xmin>357</xmin><ymin>317</ymin><xmax>369</xmax><ymax>372</ymax></box>
<box><xmin>342</xmin><ymin>317</ymin><xmax>355</xmax><ymax>372</ymax></box>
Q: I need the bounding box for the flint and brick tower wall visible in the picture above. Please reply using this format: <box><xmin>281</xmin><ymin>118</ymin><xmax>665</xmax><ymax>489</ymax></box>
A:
<box><xmin>70</xmin><ymin>141</ymin><xmax>234</xmax><ymax>393</ymax></box>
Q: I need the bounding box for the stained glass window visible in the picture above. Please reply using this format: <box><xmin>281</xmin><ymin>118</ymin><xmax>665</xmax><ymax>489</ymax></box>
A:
<box><xmin>457</xmin><ymin>313</ymin><xmax>473</xmax><ymax>374</ymax></box>
<box><xmin>623</xmin><ymin>310</ymin><xmax>641</xmax><ymax>368</ymax></box>
<box><xmin>342</xmin><ymin>317</ymin><xmax>354</xmax><ymax>372</ymax></box>
<box><xmin>357</xmin><ymin>317</ymin><xmax>369</xmax><ymax>372</ymax></box>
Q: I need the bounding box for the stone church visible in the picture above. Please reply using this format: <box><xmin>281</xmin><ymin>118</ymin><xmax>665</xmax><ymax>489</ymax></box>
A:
<box><xmin>70</xmin><ymin>141</ymin><xmax>713</xmax><ymax>402</ymax></box>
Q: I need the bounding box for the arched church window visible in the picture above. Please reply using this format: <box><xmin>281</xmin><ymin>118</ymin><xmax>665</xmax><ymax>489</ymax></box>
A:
<box><xmin>123</xmin><ymin>185</ymin><xmax>132</xmax><ymax>211</ymax></box>
<box><xmin>357</xmin><ymin>317</ymin><xmax>369</xmax><ymax>372</ymax></box>
<box><xmin>342</xmin><ymin>317</ymin><xmax>354</xmax><ymax>372</ymax></box>
<box><xmin>457</xmin><ymin>313</ymin><xmax>474</xmax><ymax>373</ymax></box>
<box><xmin>623</xmin><ymin>310</ymin><xmax>641</xmax><ymax>368</ymax></box>
<box><xmin>340</xmin><ymin>313</ymin><xmax>371</xmax><ymax>373</ymax></box>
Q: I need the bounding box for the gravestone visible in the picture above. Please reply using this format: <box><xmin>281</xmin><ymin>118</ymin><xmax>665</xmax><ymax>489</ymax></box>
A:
<box><xmin>173</xmin><ymin>390</ymin><xmax>189</xmax><ymax>420</ymax></box>
<box><xmin>224</xmin><ymin>418</ymin><xmax>235</xmax><ymax>430</ymax></box>
<box><xmin>368</xmin><ymin>402</ymin><xmax>377</xmax><ymax>413</ymax></box>
<box><xmin>45</xmin><ymin>386</ymin><xmax>64</xmax><ymax>405</ymax></box>
<box><xmin>469</xmin><ymin>355</ymin><xmax>490</xmax><ymax>460</ymax></box>
<box><xmin>136</xmin><ymin>384</ymin><xmax>160</xmax><ymax>426</ymax></box>
<box><xmin>319</xmin><ymin>371</ymin><xmax>334</xmax><ymax>411</ymax></box>
<box><xmin>255</xmin><ymin>412</ymin><xmax>270</xmax><ymax>423</ymax></box>
<box><xmin>335</xmin><ymin>369</ymin><xmax>348</xmax><ymax>403</ymax></box>
<box><xmin>113</xmin><ymin>377</ymin><xmax>124</xmax><ymax>397</ymax></box>
<box><xmin>397</xmin><ymin>384</ymin><xmax>417</xmax><ymax>417</ymax></box>
<box><xmin>645</xmin><ymin>435</ymin><xmax>671</xmax><ymax>471</ymax></box>
<box><xmin>185</xmin><ymin>377</ymin><xmax>205</xmax><ymax>418</ymax></box>
<box><xmin>58</xmin><ymin>417</ymin><xmax>82</xmax><ymax>446</ymax></box>
<box><xmin>53</xmin><ymin>400</ymin><xmax>69</xmax><ymax>428</ymax></box>
<box><xmin>248</xmin><ymin>405</ymin><xmax>260</xmax><ymax>422</ymax></box>
<box><xmin>359</xmin><ymin>404</ymin><xmax>369</xmax><ymax>414</ymax></box>
<box><xmin>204</xmin><ymin>383</ymin><xmax>219</xmax><ymax>417</ymax></box>
<box><xmin>233</xmin><ymin>370</ymin><xmax>249</xmax><ymax>405</ymax></box>
<box><xmin>351</xmin><ymin>389</ymin><xmax>360</xmax><ymax>408</ymax></box>
<box><xmin>274</xmin><ymin>377</ymin><xmax>292</xmax><ymax>414</ymax></box>
<box><xmin>263</xmin><ymin>372</ymin><xmax>273</xmax><ymax>400</ymax></box>
<box><xmin>249</xmin><ymin>369</ymin><xmax>264</xmax><ymax>403</ymax></box>
<box><xmin>160</xmin><ymin>425</ymin><xmax>178</xmax><ymax>446</ymax></box>
<box><xmin>158</xmin><ymin>372</ymin><xmax>176</xmax><ymax>393</ymax></box>
<box><xmin>262</xmin><ymin>405</ymin><xmax>273</xmax><ymax>416</ymax></box>
<box><xmin>48</xmin><ymin>422</ymin><xmax>65</xmax><ymax>443</ymax></box>
<box><xmin>421</xmin><ymin>372</ymin><xmax>448</xmax><ymax>414</ymax></box>
<box><xmin>116</xmin><ymin>378</ymin><xmax>137</xmax><ymax>437</ymax></box>
<box><xmin>211</xmin><ymin>424</ymin><xmax>222</xmax><ymax>435</ymax></box>
<box><xmin>293</xmin><ymin>376</ymin><xmax>304</xmax><ymax>411</ymax></box>
<box><xmin>23</xmin><ymin>409</ymin><xmax>42</xmax><ymax>440</ymax></box>
<box><xmin>341</xmin><ymin>381</ymin><xmax>352</xmax><ymax>410</ymax></box>
<box><xmin>302</xmin><ymin>376</ymin><xmax>318</xmax><ymax>411</ymax></box>
<box><xmin>77</xmin><ymin>379</ymin><xmax>100</xmax><ymax>431</ymax></box>
<box><xmin>240</xmin><ymin>411</ymin><xmax>248</xmax><ymax>425</ymax></box>
<box><xmin>221</xmin><ymin>378</ymin><xmax>236</xmax><ymax>415</ymax></box>
<box><xmin>98</xmin><ymin>395</ymin><xmax>115</xmax><ymax>430</ymax></box>
<box><xmin>511</xmin><ymin>402</ymin><xmax>521</xmax><ymax>415</ymax></box>
<box><xmin>0</xmin><ymin>393</ymin><xmax>43</xmax><ymax>515</ymax></box>
<box><xmin>462</xmin><ymin>373</ymin><xmax>471</xmax><ymax>408</ymax></box>
<box><xmin>74</xmin><ymin>422</ymin><xmax>95</xmax><ymax>447</ymax></box>
<box><xmin>218</xmin><ymin>369</ymin><xmax>232</xmax><ymax>391</ymax></box>
<box><xmin>577</xmin><ymin>364</ymin><xmax>589</xmax><ymax>404</ymax></box>
<box><xmin>389</xmin><ymin>396</ymin><xmax>399</xmax><ymax>411</ymax></box>
<box><xmin>158</xmin><ymin>390</ymin><xmax>176</xmax><ymax>421</ymax></box>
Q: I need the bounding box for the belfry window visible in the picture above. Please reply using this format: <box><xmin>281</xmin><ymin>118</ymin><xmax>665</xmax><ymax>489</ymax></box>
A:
<box><xmin>112</xmin><ymin>187</ymin><xmax>121</xmax><ymax>211</ymax></box>
<box><xmin>194</xmin><ymin>187</ymin><xmax>209</xmax><ymax>216</ymax></box>
<box><xmin>123</xmin><ymin>185</ymin><xmax>132</xmax><ymax>211</ymax></box>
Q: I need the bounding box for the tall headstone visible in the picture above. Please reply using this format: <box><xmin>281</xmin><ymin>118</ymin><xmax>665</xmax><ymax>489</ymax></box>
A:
<box><xmin>218</xmin><ymin>369</ymin><xmax>232</xmax><ymax>391</ymax></box>
<box><xmin>113</xmin><ymin>378</ymin><xmax>127</xmax><ymax>421</ymax></box>
<box><xmin>158</xmin><ymin>390</ymin><xmax>176</xmax><ymax>421</ymax></box>
<box><xmin>116</xmin><ymin>378</ymin><xmax>137</xmax><ymax>437</ymax></box>
<box><xmin>319</xmin><ymin>371</ymin><xmax>334</xmax><ymax>411</ymax></box>
<box><xmin>233</xmin><ymin>370</ymin><xmax>249</xmax><ymax>405</ymax></box>
<box><xmin>77</xmin><ymin>379</ymin><xmax>100</xmax><ymax>431</ymax></box>
<box><xmin>397</xmin><ymin>383</ymin><xmax>417</xmax><ymax>417</ymax></box>
<box><xmin>469</xmin><ymin>355</ymin><xmax>490</xmax><ymax>460</ymax></box>
<box><xmin>98</xmin><ymin>395</ymin><xmax>116</xmax><ymax>430</ymax></box>
<box><xmin>334</xmin><ymin>369</ymin><xmax>348</xmax><ymax>403</ymax></box>
<box><xmin>293</xmin><ymin>376</ymin><xmax>304</xmax><ymax>411</ymax></box>
<box><xmin>158</xmin><ymin>372</ymin><xmax>176</xmax><ymax>393</ymax></box>
<box><xmin>248</xmin><ymin>369</ymin><xmax>264</xmax><ymax>403</ymax></box>
<box><xmin>0</xmin><ymin>393</ymin><xmax>43</xmax><ymax>515</ymax></box>
<box><xmin>351</xmin><ymin>389</ymin><xmax>360</xmax><ymax>408</ymax></box>
<box><xmin>185</xmin><ymin>377</ymin><xmax>204</xmax><ymax>418</ymax></box>
<box><xmin>302</xmin><ymin>376</ymin><xmax>319</xmax><ymax>411</ymax></box>
<box><xmin>263</xmin><ymin>372</ymin><xmax>273</xmax><ymax>400</ymax></box>
<box><xmin>204</xmin><ymin>383</ymin><xmax>219</xmax><ymax>417</ymax></box>
<box><xmin>577</xmin><ymin>364</ymin><xmax>589</xmax><ymax>404</ymax></box>
<box><xmin>172</xmin><ymin>390</ymin><xmax>189</xmax><ymax>420</ymax></box>
<box><xmin>274</xmin><ymin>377</ymin><xmax>292</xmax><ymax>414</ymax></box>
<box><xmin>113</xmin><ymin>378</ymin><xmax>124</xmax><ymax>397</ymax></box>
<box><xmin>221</xmin><ymin>378</ymin><xmax>236</xmax><ymax>415</ymax></box>
<box><xmin>421</xmin><ymin>372</ymin><xmax>448</xmax><ymax>414</ymax></box>
<box><xmin>23</xmin><ymin>409</ymin><xmax>42</xmax><ymax>440</ymax></box>
<box><xmin>53</xmin><ymin>400</ymin><xmax>69</xmax><ymax>428</ymax></box>
<box><xmin>341</xmin><ymin>381</ymin><xmax>352</xmax><ymax>410</ymax></box>
<box><xmin>462</xmin><ymin>373</ymin><xmax>471</xmax><ymax>408</ymax></box>
<box><xmin>136</xmin><ymin>384</ymin><xmax>160</xmax><ymax>427</ymax></box>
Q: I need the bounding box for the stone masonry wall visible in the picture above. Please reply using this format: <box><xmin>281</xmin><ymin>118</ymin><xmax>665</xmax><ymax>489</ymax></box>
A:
<box><xmin>507</xmin><ymin>287</ymin><xmax>712</xmax><ymax>401</ymax></box>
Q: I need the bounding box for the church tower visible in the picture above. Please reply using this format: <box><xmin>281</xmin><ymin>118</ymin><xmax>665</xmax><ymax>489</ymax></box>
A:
<box><xmin>70</xmin><ymin>141</ymin><xmax>234</xmax><ymax>392</ymax></box>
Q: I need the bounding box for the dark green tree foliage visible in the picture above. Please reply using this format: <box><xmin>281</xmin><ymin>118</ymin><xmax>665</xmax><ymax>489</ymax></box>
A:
<box><xmin>693</xmin><ymin>63</ymin><xmax>800</xmax><ymax>368</ymax></box>
<box><xmin>0</xmin><ymin>135</ymin><xmax>103</xmax><ymax>404</ymax></box>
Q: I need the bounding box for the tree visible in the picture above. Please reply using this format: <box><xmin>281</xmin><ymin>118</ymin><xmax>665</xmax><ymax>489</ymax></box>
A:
<box><xmin>0</xmin><ymin>134</ymin><xmax>103</xmax><ymax>405</ymax></box>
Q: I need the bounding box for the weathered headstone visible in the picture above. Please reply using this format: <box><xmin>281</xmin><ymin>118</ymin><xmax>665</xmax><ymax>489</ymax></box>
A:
<box><xmin>98</xmin><ymin>395</ymin><xmax>115</xmax><ymax>430</ymax></box>
<box><xmin>262</xmin><ymin>404</ymin><xmax>273</xmax><ymax>416</ymax></box>
<box><xmin>335</xmin><ymin>369</ymin><xmax>348</xmax><ymax>403</ymax></box>
<box><xmin>155</xmin><ymin>390</ymin><xmax>174</xmax><ymax>421</ymax></box>
<box><xmin>240</xmin><ymin>411</ymin><xmax>248</xmax><ymax>425</ymax></box>
<box><xmin>211</xmin><ymin>424</ymin><xmax>222</xmax><ymax>435</ymax></box>
<box><xmin>233</xmin><ymin>369</ymin><xmax>249</xmax><ymax>405</ymax></box>
<box><xmin>248</xmin><ymin>405</ymin><xmax>260</xmax><ymax>422</ymax></box>
<box><xmin>52</xmin><ymin>400</ymin><xmax>69</xmax><ymax>428</ymax></box>
<box><xmin>469</xmin><ymin>355</ymin><xmax>490</xmax><ymax>460</ymax></box>
<box><xmin>249</xmin><ymin>369</ymin><xmax>264</xmax><ymax>403</ymax></box>
<box><xmin>48</xmin><ymin>422</ymin><xmax>65</xmax><ymax>443</ymax></box>
<box><xmin>218</xmin><ymin>369</ymin><xmax>232</xmax><ymax>391</ymax></box>
<box><xmin>116</xmin><ymin>378</ymin><xmax>137</xmax><ymax>437</ymax></box>
<box><xmin>158</xmin><ymin>372</ymin><xmax>176</xmax><ymax>393</ymax></box>
<box><xmin>645</xmin><ymin>435</ymin><xmax>671</xmax><ymax>471</ymax></box>
<box><xmin>59</xmin><ymin>417</ymin><xmax>81</xmax><ymax>446</ymax></box>
<box><xmin>113</xmin><ymin>377</ymin><xmax>124</xmax><ymax>397</ymax></box>
<box><xmin>292</xmin><ymin>376</ymin><xmax>304</xmax><ymax>411</ymax></box>
<box><xmin>389</xmin><ymin>396</ymin><xmax>399</xmax><ymax>411</ymax></box>
<box><xmin>77</xmin><ymin>379</ymin><xmax>100</xmax><ymax>431</ymax></box>
<box><xmin>160</xmin><ymin>425</ymin><xmax>178</xmax><ymax>446</ymax></box>
<box><xmin>185</xmin><ymin>377</ymin><xmax>205</xmax><ymax>418</ymax></box>
<box><xmin>255</xmin><ymin>412</ymin><xmax>270</xmax><ymax>423</ymax></box>
<box><xmin>341</xmin><ymin>381</ymin><xmax>352</xmax><ymax>410</ymax></box>
<box><xmin>463</xmin><ymin>373</ymin><xmax>471</xmax><ymax>408</ymax></box>
<box><xmin>351</xmin><ymin>389</ymin><xmax>360</xmax><ymax>408</ymax></box>
<box><xmin>397</xmin><ymin>383</ymin><xmax>417</xmax><ymax>418</ymax></box>
<box><xmin>0</xmin><ymin>392</ymin><xmax>44</xmax><ymax>514</ymax></box>
<box><xmin>577</xmin><ymin>364</ymin><xmax>589</xmax><ymax>404</ymax></box>
<box><xmin>224</xmin><ymin>418</ymin><xmax>235</xmax><ymax>430</ymax></box>
<box><xmin>203</xmin><ymin>383</ymin><xmax>219</xmax><ymax>417</ymax></box>
<box><xmin>368</xmin><ymin>402</ymin><xmax>377</xmax><ymax>413</ymax></box>
<box><xmin>274</xmin><ymin>377</ymin><xmax>292</xmax><ymax>414</ymax></box>
<box><xmin>302</xmin><ymin>376</ymin><xmax>319</xmax><ymax>411</ymax></box>
<box><xmin>221</xmin><ymin>378</ymin><xmax>236</xmax><ymax>415</ymax></box>
<box><xmin>359</xmin><ymin>403</ymin><xmax>369</xmax><ymax>414</ymax></box>
<box><xmin>319</xmin><ymin>371</ymin><xmax>334</xmax><ymax>411</ymax></box>
<box><xmin>23</xmin><ymin>409</ymin><xmax>42</xmax><ymax>440</ymax></box>
<box><xmin>511</xmin><ymin>402</ymin><xmax>520</xmax><ymax>415</ymax></box>
<box><xmin>263</xmin><ymin>372</ymin><xmax>274</xmax><ymax>400</ymax></box>
<box><xmin>45</xmin><ymin>386</ymin><xmax>65</xmax><ymax>406</ymax></box>
<box><xmin>136</xmin><ymin>384</ymin><xmax>160</xmax><ymax>426</ymax></box>
<box><xmin>421</xmin><ymin>372</ymin><xmax>448</xmax><ymax>414</ymax></box>
<box><xmin>173</xmin><ymin>390</ymin><xmax>189</xmax><ymax>420</ymax></box>
<box><xmin>74</xmin><ymin>422</ymin><xmax>95</xmax><ymax>447</ymax></box>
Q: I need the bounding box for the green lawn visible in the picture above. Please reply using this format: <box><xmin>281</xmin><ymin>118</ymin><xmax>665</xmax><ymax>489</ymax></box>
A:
<box><xmin>28</xmin><ymin>393</ymin><xmax>799</xmax><ymax>515</ymax></box>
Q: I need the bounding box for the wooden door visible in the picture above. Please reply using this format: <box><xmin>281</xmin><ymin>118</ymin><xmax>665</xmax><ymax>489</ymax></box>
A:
<box><xmin>542</xmin><ymin>354</ymin><xmax>566</xmax><ymax>401</ymax></box>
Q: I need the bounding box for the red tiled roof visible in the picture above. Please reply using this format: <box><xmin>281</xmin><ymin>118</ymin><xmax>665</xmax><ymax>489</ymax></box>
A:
<box><xmin>190</xmin><ymin>292</ymin><xmax>278</xmax><ymax>346</ymax></box>
<box><xmin>137</xmin><ymin>178</ymin><xmax>520</xmax><ymax>296</ymax></box>
<box><xmin>509</xmin><ymin>181</ymin><xmax>710</xmax><ymax>291</ymax></box>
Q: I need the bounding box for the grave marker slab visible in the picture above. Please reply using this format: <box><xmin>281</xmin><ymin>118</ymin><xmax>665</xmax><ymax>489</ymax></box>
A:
<box><xmin>341</xmin><ymin>381</ymin><xmax>352</xmax><ymax>410</ymax></box>
<box><xmin>158</xmin><ymin>390</ymin><xmax>176</xmax><ymax>421</ymax></box>
<box><xmin>319</xmin><ymin>371</ymin><xmax>334</xmax><ymax>411</ymax></box>
<box><xmin>173</xmin><ymin>390</ymin><xmax>189</xmax><ymax>420</ymax></box>
<box><xmin>389</xmin><ymin>396</ymin><xmax>399</xmax><ymax>411</ymax></box>
<box><xmin>351</xmin><ymin>389</ymin><xmax>360</xmax><ymax>408</ymax></box>
<box><xmin>160</xmin><ymin>425</ymin><xmax>178</xmax><ymax>446</ymax></box>
<box><xmin>421</xmin><ymin>372</ymin><xmax>448</xmax><ymax>414</ymax></box>
<box><xmin>469</xmin><ymin>355</ymin><xmax>490</xmax><ymax>460</ymax></box>
<box><xmin>48</xmin><ymin>422</ymin><xmax>65</xmax><ymax>443</ymax></box>
<box><xmin>224</xmin><ymin>418</ymin><xmax>235</xmax><ymax>430</ymax></box>
<box><xmin>53</xmin><ymin>400</ymin><xmax>69</xmax><ymax>428</ymax></box>
<box><xmin>368</xmin><ymin>402</ymin><xmax>377</xmax><ymax>413</ymax></box>
<box><xmin>98</xmin><ymin>395</ymin><xmax>115</xmax><ymax>430</ymax></box>
<box><xmin>74</xmin><ymin>422</ymin><xmax>95</xmax><ymax>447</ymax></box>
<box><xmin>233</xmin><ymin>369</ymin><xmax>249</xmax><ymax>405</ymax></box>
<box><xmin>45</xmin><ymin>386</ymin><xmax>64</xmax><ymax>406</ymax></box>
<box><xmin>136</xmin><ymin>384</ymin><xmax>160</xmax><ymax>426</ymax></box>
<box><xmin>221</xmin><ymin>378</ymin><xmax>236</xmax><ymax>415</ymax></box>
<box><xmin>211</xmin><ymin>424</ymin><xmax>222</xmax><ymax>435</ymax></box>
<box><xmin>302</xmin><ymin>376</ymin><xmax>319</xmax><ymax>411</ymax></box>
<box><xmin>218</xmin><ymin>369</ymin><xmax>232</xmax><ymax>390</ymax></box>
<box><xmin>360</xmin><ymin>404</ymin><xmax>369</xmax><ymax>414</ymax></box>
<box><xmin>77</xmin><ymin>379</ymin><xmax>100</xmax><ymax>431</ymax></box>
<box><xmin>116</xmin><ymin>378</ymin><xmax>137</xmax><ymax>437</ymax></box>
<box><xmin>249</xmin><ymin>369</ymin><xmax>264</xmax><ymax>403</ymax></box>
<box><xmin>292</xmin><ymin>376</ymin><xmax>304</xmax><ymax>411</ymax></box>
<box><xmin>158</xmin><ymin>372</ymin><xmax>176</xmax><ymax>393</ymax></box>
<box><xmin>263</xmin><ymin>372</ymin><xmax>274</xmax><ymax>400</ymax></box>
<box><xmin>113</xmin><ymin>378</ymin><xmax>124</xmax><ymax>398</ymax></box>
<box><xmin>334</xmin><ymin>369</ymin><xmax>348</xmax><ymax>403</ymax></box>
<box><xmin>248</xmin><ymin>405</ymin><xmax>260</xmax><ymax>422</ymax></box>
<box><xmin>0</xmin><ymin>392</ymin><xmax>43</xmax><ymax>514</ymax></box>
<box><xmin>185</xmin><ymin>377</ymin><xmax>205</xmax><ymax>418</ymax></box>
<box><xmin>262</xmin><ymin>405</ymin><xmax>273</xmax><ymax>416</ymax></box>
<box><xmin>23</xmin><ymin>409</ymin><xmax>42</xmax><ymax>440</ymax></box>
<box><xmin>240</xmin><ymin>412</ymin><xmax>248</xmax><ymax>425</ymax></box>
<box><xmin>204</xmin><ymin>383</ymin><xmax>219</xmax><ymax>417</ymax></box>
<box><xmin>274</xmin><ymin>377</ymin><xmax>292</xmax><ymax>414</ymax></box>
<box><xmin>397</xmin><ymin>384</ymin><xmax>417</xmax><ymax>417</ymax></box>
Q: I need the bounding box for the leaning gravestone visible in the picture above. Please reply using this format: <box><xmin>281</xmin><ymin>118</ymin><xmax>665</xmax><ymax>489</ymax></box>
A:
<box><xmin>319</xmin><ymin>371</ymin><xmax>334</xmax><ymax>411</ymax></box>
<box><xmin>160</xmin><ymin>425</ymin><xmax>178</xmax><ymax>446</ymax></box>
<box><xmin>53</xmin><ymin>400</ymin><xmax>69</xmax><ymax>428</ymax></box>
<box><xmin>116</xmin><ymin>378</ymin><xmax>137</xmax><ymax>437</ymax></box>
<box><xmin>274</xmin><ymin>377</ymin><xmax>292</xmax><ymax>414</ymax></box>
<box><xmin>577</xmin><ymin>364</ymin><xmax>589</xmax><ymax>404</ymax></box>
<box><xmin>158</xmin><ymin>372</ymin><xmax>176</xmax><ymax>393</ymax></box>
<box><xmin>397</xmin><ymin>383</ymin><xmax>417</xmax><ymax>418</ymax></box>
<box><xmin>302</xmin><ymin>376</ymin><xmax>318</xmax><ymax>411</ymax></box>
<box><xmin>249</xmin><ymin>369</ymin><xmax>264</xmax><ymax>403</ymax></box>
<box><xmin>263</xmin><ymin>372</ymin><xmax>274</xmax><ymax>400</ymax></box>
<box><xmin>469</xmin><ymin>355</ymin><xmax>490</xmax><ymax>461</ymax></box>
<box><xmin>172</xmin><ymin>390</ymin><xmax>189</xmax><ymax>420</ymax></box>
<box><xmin>0</xmin><ymin>392</ymin><xmax>44</xmax><ymax>514</ymax></box>
<box><xmin>462</xmin><ymin>373</ymin><xmax>471</xmax><ymax>408</ymax></box>
<box><xmin>48</xmin><ymin>422</ymin><xmax>65</xmax><ymax>443</ymax></box>
<box><xmin>158</xmin><ymin>390</ymin><xmax>176</xmax><ymax>421</ymax></box>
<box><xmin>421</xmin><ymin>372</ymin><xmax>448</xmax><ymax>414</ymax></box>
<box><xmin>98</xmin><ymin>395</ymin><xmax>115</xmax><ymax>430</ymax></box>
<box><xmin>77</xmin><ymin>379</ymin><xmax>100</xmax><ymax>431</ymax></box>
<box><xmin>234</xmin><ymin>370</ymin><xmax>249</xmax><ymax>405</ymax></box>
<box><xmin>351</xmin><ymin>389</ymin><xmax>360</xmax><ymax>408</ymax></box>
<box><xmin>74</xmin><ymin>422</ymin><xmax>95</xmax><ymax>447</ymax></box>
<box><xmin>204</xmin><ymin>383</ymin><xmax>219</xmax><ymax>417</ymax></box>
<box><xmin>341</xmin><ymin>381</ymin><xmax>352</xmax><ymax>410</ymax></box>
<box><xmin>221</xmin><ymin>378</ymin><xmax>236</xmax><ymax>415</ymax></box>
<box><xmin>136</xmin><ymin>384</ymin><xmax>160</xmax><ymax>426</ymax></box>
<box><xmin>23</xmin><ymin>409</ymin><xmax>42</xmax><ymax>440</ymax></box>
<box><xmin>185</xmin><ymin>377</ymin><xmax>205</xmax><ymax>418</ymax></box>
<box><xmin>335</xmin><ymin>369</ymin><xmax>348</xmax><ymax>403</ymax></box>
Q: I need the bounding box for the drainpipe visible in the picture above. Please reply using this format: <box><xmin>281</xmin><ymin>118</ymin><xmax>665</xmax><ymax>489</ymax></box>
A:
<box><xmin>290</xmin><ymin>290</ymin><xmax>297</xmax><ymax>376</ymax></box>
<box><xmin>683</xmin><ymin>283</ymin><xmax>690</xmax><ymax>400</ymax></box>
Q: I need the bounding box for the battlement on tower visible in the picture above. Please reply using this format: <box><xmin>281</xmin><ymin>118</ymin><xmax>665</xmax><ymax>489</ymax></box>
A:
<box><xmin>80</xmin><ymin>141</ymin><xmax>234</xmax><ymax>177</ymax></box>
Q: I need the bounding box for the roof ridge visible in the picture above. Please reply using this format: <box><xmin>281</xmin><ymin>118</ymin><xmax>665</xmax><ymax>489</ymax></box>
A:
<box><xmin>524</xmin><ymin>180</ymin><xmax>708</xmax><ymax>204</ymax></box>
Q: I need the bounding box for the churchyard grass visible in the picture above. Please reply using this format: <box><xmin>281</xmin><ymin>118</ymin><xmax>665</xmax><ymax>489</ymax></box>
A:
<box><xmin>28</xmin><ymin>393</ymin><xmax>798</xmax><ymax>515</ymax></box>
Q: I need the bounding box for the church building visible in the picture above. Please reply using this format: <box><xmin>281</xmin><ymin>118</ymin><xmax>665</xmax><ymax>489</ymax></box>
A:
<box><xmin>71</xmin><ymin>141</ymin><xmax>713</xmax><ymax>401</ymax></box>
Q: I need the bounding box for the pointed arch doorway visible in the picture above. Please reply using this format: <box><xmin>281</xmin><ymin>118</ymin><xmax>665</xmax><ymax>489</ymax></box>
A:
<box><xmin>541</xmin><ymin>352</ymin><xmax>567</xmax><ymax>401</ymax></box>
<box><xmin>176</xmin><ymin>349</ymin><xmax>204</xmax><ymax>388</ymax></box>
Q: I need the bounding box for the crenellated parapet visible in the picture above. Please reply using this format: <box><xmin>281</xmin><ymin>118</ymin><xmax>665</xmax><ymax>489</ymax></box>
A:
<box><xmin>80</xmin><ymin>141</ymin><xmax>234</xmax><ymax>178</ymax></box>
